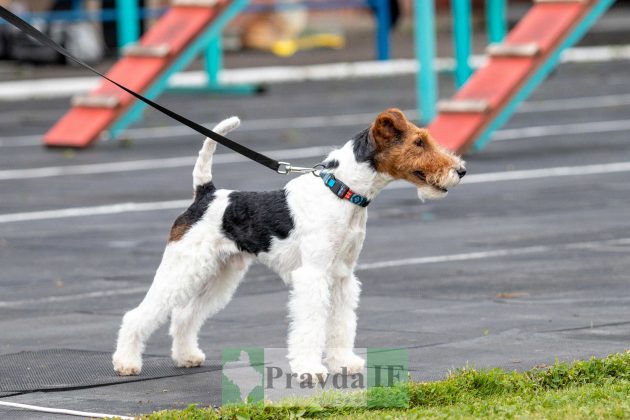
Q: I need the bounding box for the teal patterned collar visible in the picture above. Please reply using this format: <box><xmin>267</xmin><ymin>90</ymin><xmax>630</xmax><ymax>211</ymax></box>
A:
<box><xmin>318</xmin><ymin>171</ymin><xmax>371</xmax><ymax>208</ymax></box>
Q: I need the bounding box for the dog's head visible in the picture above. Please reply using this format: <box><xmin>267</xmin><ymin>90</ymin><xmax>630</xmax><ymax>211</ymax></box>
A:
<box><xmin>370</xmin><ymin>108</ymin><xmax>466</xmax><ymax>200</ymax></box>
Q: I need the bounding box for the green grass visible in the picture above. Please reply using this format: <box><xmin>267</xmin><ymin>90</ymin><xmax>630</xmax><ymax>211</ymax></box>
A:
<box><xmin>139</xmin><ymin>351</ymin><xmax>630</xmax><ymax>419</ymax></box>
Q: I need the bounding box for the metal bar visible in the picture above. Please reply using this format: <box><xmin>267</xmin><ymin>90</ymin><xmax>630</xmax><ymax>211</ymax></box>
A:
<box><xmin>205</xmin><ymin>36</ymin><xmax>222</xmax><ymax>86</ymax></box>
<box><xmin>473</xmin><ymin>0</ymin><xmax>616</xmax><ymax>151</ymax></box>
<box><xmin>451</xmin><ymin>0</ymin><xmax>473</xmax><ymax>88</ymax></box>
<box><xmin>0</xmin><ymin>8</ymin><xmax>166</xmax><ymax>24</ymax></box>
<box><xmin>115</xmin><ymin>0</ymin><xmax>140</xmax><ymax>49</ymax></box>
<box><xmin>374</xmin><ymin>0</ymin><xmax>391</xmax><ymax>60</ymax></box>
<box><xmin>414</xmin><ymin>0</ymin><xmax>437</xmax><ymax>124</ymax></box>
<box><xmin>485</xmin><ymin>0</ymin><xmax>507</xmax><ymax>44</ymax></box>
<box><xmin>107</xmin><ymin>0</ymin><xmax>250</xmax><ymax>138</ymax></box>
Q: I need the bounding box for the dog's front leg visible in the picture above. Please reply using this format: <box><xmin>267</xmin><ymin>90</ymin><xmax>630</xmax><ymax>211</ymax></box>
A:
<box><xmin>324</xmin><ymin>231</ymin><xmax>365</xmax><ymax>374</ymax></box>
<box><xmin>287</xmin><ymin>264</ymin><xmax>331</xmax><ymax>381</ymax></box>
<box><xmin>324</xmin><ymin>272</ymin><xmax>365</xmax><ymax>374</ymax></box>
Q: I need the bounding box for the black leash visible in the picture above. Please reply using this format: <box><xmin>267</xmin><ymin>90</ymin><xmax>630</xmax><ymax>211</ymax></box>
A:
<box><xmin>0</xmin><ymin>6</ymin><xmax>315</xmax><ymax>175</ymax></box>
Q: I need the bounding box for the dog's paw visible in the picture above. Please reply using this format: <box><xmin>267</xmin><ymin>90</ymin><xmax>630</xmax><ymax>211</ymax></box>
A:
<box><xmin>325</xmin><ymin>353</ymin><xmax>365</xmax><ymax>375</ymax></box>
<box><xmin>290</xmin><ymin>361</ymin><xmax>329</xmax><ymax>384</ymax></box>
<box><xmin>173</xmin><ymin>348</ymin><xmax>206</xmax><ymax>368</ymax></box>
<box><xmin>112</xmin><ymin>353</ymin><xmax>142</xmax><ymax>376</ymax></box>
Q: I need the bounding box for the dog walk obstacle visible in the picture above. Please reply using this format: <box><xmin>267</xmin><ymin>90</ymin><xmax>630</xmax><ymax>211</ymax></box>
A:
<box><xmin>419</xmin><ymin>0</ymin><xmax>615</xmax><ymax>154</ymax></box>
<box><xmin>44</xmin><ymin>0</ymin><xmax>250</xmax><ymax>148</ymax></box>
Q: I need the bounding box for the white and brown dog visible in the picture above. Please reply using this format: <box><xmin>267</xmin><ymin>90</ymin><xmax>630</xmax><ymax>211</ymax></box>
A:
<box><xmin>112</xmin><ymin>108</ymin><xmax>466</xmax><ymax>379</ymax></box>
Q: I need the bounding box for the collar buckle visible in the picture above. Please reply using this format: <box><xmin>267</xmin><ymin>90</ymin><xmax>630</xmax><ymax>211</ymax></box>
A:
<box><xmin>277</xmin><ymin>162</ymin><xmax>319</xmax><ymax>175</ymax></box>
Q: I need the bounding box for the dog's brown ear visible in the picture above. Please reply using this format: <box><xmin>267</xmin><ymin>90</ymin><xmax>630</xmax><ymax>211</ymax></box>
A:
<box><xmin>372</xmin><ymin>108</ymin><xmax>407</xmax><ymax>147</ymax></box>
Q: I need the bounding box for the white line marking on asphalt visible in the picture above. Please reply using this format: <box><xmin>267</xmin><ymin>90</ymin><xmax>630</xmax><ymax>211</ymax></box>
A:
<box><xmin>0</xmin><ymin>200</ymin><xmax>190</xmax><ymax>223</ymax></box>
<box><xmin>0</xmin><ymin>287</ymin><xmax>149</xmax><ymax>308</ymax></box>
<box><xmin>516</xmin><ymin>93</ymin><xmax>630</xmax><ymax>113</ymax></box>
<box><xmin>1</xmin><ymin>44</ymin><xmax>629</xmax><ymax>101</ymax></box>
<box><xmin>0</xmin><ymin>111</ymin><xmax>385</xmax><ymax>147</ymax></box>
<box><xmin>0</xmin><ymin>401</ymin><xmax>133</xmax><ymax>420</ymax></box>
<box><xmin>0</xmin><ymin>145</ymin><xmax>333</xmax><ymax>180</ymax></box>
<box><xmin>0</xmin><ymin>238</ymin><xmax>627</xmax><ymax>308</ymax></box>
<box><xmin>3</xmin><ymin>89</ymin><xmax>630</xmax><ymax>149</ymax></box>
<box><xmin>356</xmin><ymin>246</ymin><xmax>549</xmax><ymax>270</ymax></box>
<box><xmin>2</xmin><ymin>115</ymin><xmax>630</xmax><ymax>180</ymax></box>
<box><xmin>357</xmin><ymin>238</ymin><xmax>630</xmax><ymax>271</ymax></box>
<box><xmin>448</xmin><ymin>161</ymin><xmax>630</xmax><ymax>185</ymax></box>
<box><xmin>1</xmin><ymin>160</ymin><xmax>630</xmax><ymax>224</ymax></box>
<box><xmin>492</xmin><ymin>119</ymin><xmax>630</xmax><ymax>141</ymax></box>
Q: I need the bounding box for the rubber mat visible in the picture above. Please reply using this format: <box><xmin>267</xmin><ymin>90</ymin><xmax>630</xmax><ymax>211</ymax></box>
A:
<box><xmin>0</xmin><ymin>349</ymin><xmax>220</xmax><ymax>395</ymax></box>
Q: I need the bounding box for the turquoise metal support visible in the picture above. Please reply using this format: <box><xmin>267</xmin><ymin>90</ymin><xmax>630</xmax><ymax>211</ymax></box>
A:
<box><xmin>486</xmin><ymin>0</ymin><xmax>507</xmax><ymax>44</ymax></box>
<box><xmin>473</xmin><ymin>0</ymin><xmax>616</xmax><ymax>151</ymax></box>
<box><xmin>115</xmin><ymin>0</ymin><xmax>140</xmax><ymax>49</ymax></box>
<box><xmin>169</xmin><ymin>33</ymin><xmax>260</xmax><ymax>95</ymax></box>
<box><xmin>373</xmin><ymin>0</ymin><xmax>391</xmax><ymax>60</ymax></box>
<box><xmin>107</xmin><ymin>0</ymin><xmax>251</xmax><ymax>139</ymax></box>
<box><xmin>451</xmin><ymin>0</ymin><xmax>473</xmax><ymax>88</ymax></box>
<box><xmin>414</xmin><ymin>0</ymin><xmax>437</xmax><ymax>124</ymax></box>
<box><xmin>205</xmin><ymin>36</ymin><xmax>222</xmax><ymax>86</ymax></box>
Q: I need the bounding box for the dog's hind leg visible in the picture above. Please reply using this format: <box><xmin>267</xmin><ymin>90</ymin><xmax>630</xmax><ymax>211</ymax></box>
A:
<box><xmin>112</xmin><ymin>280</ymin><xmax>172</xmax><ymax>376</ymax></box>
<box><xmin>113</xmin><ymin>248</ymin><xmax>220</xmax><ymax>376</ymax></box>
<box><xmin>169</xmin><ymin>254</ymin><xmax>252</xmax><ymax>368</ymax></box>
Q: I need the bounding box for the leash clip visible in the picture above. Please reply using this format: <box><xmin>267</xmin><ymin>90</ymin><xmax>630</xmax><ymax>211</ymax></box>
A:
<box><xmin>277</xmin><ymin>162</ymin><xmax>320</xmax><ymax>175</ymax></box>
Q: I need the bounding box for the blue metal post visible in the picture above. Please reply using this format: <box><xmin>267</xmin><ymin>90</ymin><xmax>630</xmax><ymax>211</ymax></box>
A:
<box><xmin>374</xmin><ymin>0</ymin><xmax>391</xmax><ymax>60</ymax></box>
<box><xmin>71</xmin><ymin>0</ymin><xmax>82</xmax><ymax>20</ymax></box>
<box><xmin>205</xmin><ymin>36</ymin><xmax>222</xmax><ymax>86</ymax></box>
<box><xmin>173</xmin><ymin>30</ymin><xmax>259</xmax><ymax>95</ymax></box>
<box><xmin>116</xmin><ymin>0</ymin><xmax>140</xmax><ymax>49</ymax></box>
<box><xmin>486</xmin><ymin>0</ymin><xmax>507</xmax><ymax>44</ymax></box>
<box><xmin>451</xmin><ymin>0</ymin><xmax>472</xmax><ymax>88</ymax></box>
<box><xmin>414</xmin><ymin>0</ymin><xmax>437</xmax><ymax>124</ymax></box>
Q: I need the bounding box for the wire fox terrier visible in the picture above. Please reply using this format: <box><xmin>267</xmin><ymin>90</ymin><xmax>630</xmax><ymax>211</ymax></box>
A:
<box><xmin>113</xmin><ymin>108</ymin><xmax>466</xmax><ymax>379</ymax></box>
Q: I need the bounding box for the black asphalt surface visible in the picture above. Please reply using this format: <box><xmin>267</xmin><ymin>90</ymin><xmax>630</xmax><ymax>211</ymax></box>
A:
<box><xmin>1</xmin><ymin>43</ymin><xmax>630</xmax><ymax>418</ymax></box>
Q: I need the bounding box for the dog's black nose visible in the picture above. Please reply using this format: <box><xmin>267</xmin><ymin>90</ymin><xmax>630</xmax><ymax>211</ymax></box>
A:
<box><xmin>457</xmin><ymin>167</ymin><xmax>467</xmax><ymax>178</ymax></box>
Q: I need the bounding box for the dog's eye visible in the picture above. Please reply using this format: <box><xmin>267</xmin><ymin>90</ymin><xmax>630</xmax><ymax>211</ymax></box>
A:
<box><xmin>415</xmin><ymin>138</ymin><xmax>425</xmax><ymax>148</ymax></box>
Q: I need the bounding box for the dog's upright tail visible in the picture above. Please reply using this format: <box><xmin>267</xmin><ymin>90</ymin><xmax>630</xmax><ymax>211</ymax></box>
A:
<box><xmin>192</xmin><ymin>116</ymin><xmax>241</xmax><ymax>190</ymax></box>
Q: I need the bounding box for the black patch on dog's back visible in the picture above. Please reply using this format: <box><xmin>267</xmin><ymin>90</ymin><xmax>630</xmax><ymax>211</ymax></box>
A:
<box><xmin>222</xmin><ymin>189</ymin><xmax>294</xmax><ymax>254</ymax></box>
<box><xmin>352</xmin><ymin>127</ymin><xmax>376</xmax><ymax>169</ymax></box>
<box><xmin>169</xmin><ymin>182</ymin><xmax>216</xmax><ymax>242</ymax></box>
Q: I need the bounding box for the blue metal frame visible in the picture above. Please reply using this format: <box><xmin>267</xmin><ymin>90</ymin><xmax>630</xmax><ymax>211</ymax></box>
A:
<box><xmin>414</xmin><ymin>0</ymin><xmax>437</xmax><ymax>124</ymax></box>
<box><xmin>0</xmin><ymin>7</ymin><xmax>166</xmax><ymax>24</ymax></box>
<box><xmin>115</xmin><ymin>0</ymin><xmax>140</xmax><ymax>48</ymax></box>
<box><xmin>472</xmin><ymin>0</ymin><xmax>616</xmax><ymax>150</ymax></box>
<box><xmin>169</xmin><ymin>33</ymin><xmax>259</xmax><ymax>96</ymax></box>
<box><xmin>486</xmin><ymin>0</ymin><xmax>507</xmax><ymax>44</ymax></box>
<box><xmin>452</xmin><ymin>0</ymin><xmax>473</xmax><ymax>88</ymax></box>
<box><xmin>205</xmin><ymin>37</ymin><xmax>222</xmax><ymax>87</ymax></box>
<box><xmin>371</xmin><ymin>0</ymin><xmax>391</xmax><ymax>61</ymax></box>
<box><xmin>107</xmin><ymin>0</ymin><xmax>251</xmax><ymax>139</ymax></box>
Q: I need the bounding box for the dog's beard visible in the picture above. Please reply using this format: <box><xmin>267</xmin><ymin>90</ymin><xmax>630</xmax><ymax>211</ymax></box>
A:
<box><xmin>417</xmin><ymin>185</ymin><xmax>448</xmax><ymax>201</ymax></box>
<box><xmin>416</xmin><ymin>168</ymin><xmax>463</xmax><ymax>201</ymax></box>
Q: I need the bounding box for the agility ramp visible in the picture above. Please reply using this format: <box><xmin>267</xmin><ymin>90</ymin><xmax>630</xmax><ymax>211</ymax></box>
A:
<box><xmin>429</xmin><ymin>0</ymin><xmax>615</xmax><ymax>153</ymax></box>
<box><xmin>44</xmin><ymin>0</ymin><xmax>248</xmax><ymax>148</ymax></box>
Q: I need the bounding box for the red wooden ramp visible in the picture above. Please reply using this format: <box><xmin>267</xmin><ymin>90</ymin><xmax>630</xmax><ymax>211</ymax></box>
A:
<box><xmin>429</xmin><ymin>0</ymin><xmax>614</xmax><ymax>154</ymax></box>
<box><xmin>44</xmin><ymin>0</ymin><xmax>231</xmax><ymax>148</ymax></box>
